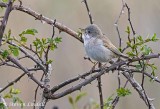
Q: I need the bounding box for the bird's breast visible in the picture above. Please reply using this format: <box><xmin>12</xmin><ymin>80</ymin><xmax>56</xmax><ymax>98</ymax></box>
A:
<box><xmin>84</xmin><ymin>39</ymin><xmax>114</xmax><ymax>62</ymax></box>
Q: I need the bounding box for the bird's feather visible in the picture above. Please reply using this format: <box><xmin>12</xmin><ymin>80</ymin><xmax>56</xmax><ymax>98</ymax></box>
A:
<box><xmin>101</xmin><ymin>35</ymin><xmax>129</xmax><ymax>59</ymax></box>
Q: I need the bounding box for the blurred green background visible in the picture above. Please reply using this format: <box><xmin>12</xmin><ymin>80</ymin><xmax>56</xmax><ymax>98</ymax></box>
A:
<box><xmin>1</xmin><ymin>0</ymin><xmax>160</xmax><ymax>109</ymax></box>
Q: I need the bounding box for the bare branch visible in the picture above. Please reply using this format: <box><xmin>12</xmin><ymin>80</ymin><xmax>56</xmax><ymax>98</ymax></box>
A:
<box><xmin>6</xmin><ymin>55</ymin><xmax>46</xmax><ymax>89</ymax></box>
<box><xmin>114</xmin><ymin>0</ymin><xmax>126</xmax><ymax>48</ymax></box>
<box><xmin>44</xmin><ymin>54</ymin><xmax>160</xmax><ymax>100</ymax></box>
<box><xmin>0</xmin><ymin>0</ymin><xmax>13</xmax><ymax>45</ymax></box>
<box><xmin>97</xmin><ymin>63</ymin><xmax>104</xmax><ymax>109</ymax></box>
<box><xmin>82</xmin><ymin>0</ymin><xmax>94</xmax><ymax>24</ymax></box>
<box><xmin>0</xmin><ymin>72</ymin><xmax>26</xmax><ymax>93</ymax></box>
<box><xmin>97</xmin><ymin>77</ymin><xmax>104</xmax><ymax>109</ymax></box>
<box><xmin>125</xmin><ymin>3</ymin><xmax>136</xmax><ymax>35</ymax></box>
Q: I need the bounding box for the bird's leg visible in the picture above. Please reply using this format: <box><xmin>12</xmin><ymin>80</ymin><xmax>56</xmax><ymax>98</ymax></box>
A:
<box><xmin>84</xmin><ymin>56</ymin><xmax>95</xmax><ymax>64</ymax></box>
<box><xmin>88</xmin><ymin>62</ymin><xmax>98</xmax><ymax>77</ymax></box>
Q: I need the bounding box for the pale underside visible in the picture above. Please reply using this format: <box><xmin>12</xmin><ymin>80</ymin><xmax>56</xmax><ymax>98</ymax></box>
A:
<box><xmin>82</xmin><ymin>34</ymin><xmax>117</xmax><ymax>62</ymax></box>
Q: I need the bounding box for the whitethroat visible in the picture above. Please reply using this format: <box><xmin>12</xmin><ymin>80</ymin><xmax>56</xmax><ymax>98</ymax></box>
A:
<box><xmin>82</xmin><ymin>24</ymin><xmax>129</xmax><ymax>63</ymax></box>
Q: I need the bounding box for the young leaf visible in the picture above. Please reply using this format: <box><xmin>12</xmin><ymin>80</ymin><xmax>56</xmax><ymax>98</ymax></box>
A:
<box><xmin>117</xmin><ymin>88</ymin><xmax>131</xmax><ymax>97</ymax></box>
<box><xmin>68</xmin><ymin>96</ymin><xmax>74</xmax><ymax>105</ymax></box>
<box><xmin>46</xmin><ymin>60</ymin><xmax>53</xmax><ymax>64</ymax></box>
<box><xmin>104</xmin><ymin>94</ymin><xmax>114</xmax><ymax>109</ymax></box>
<box><xmin>151</xmin><ymin>33</ymin><xmax>159</xmax><ymax>42</ymax></box>
<box><xmin>8</xmin><ymin>45</ymin><xmax>20</xmax><ymax>57</ymax></box>
<box><xmin>142</xmin><ymin>45</ymin><xmax>152</xmax><ymax>55</ymax></box>
<box><xmin>20</xmin><ymin>36</ymin><xmax>27</xmax><ymax>43</ymax></box>
<box><xmin>19</xmin><ymin>29</ymin><xmax>38</xmax><ymax>36</ymax></box>
<box><xmin>125</xmin><ymin>26</ymin><xmax>130</xmax><ymax>34</ymax></box>
<box><xmin>10</xmin><ymin>88</ymin><xmax>21</xmax><ymax>94</ymax></box>
<box><xmin>75</xmin><ymin>92</ymin><xmax>87</xmax><ymax>103</ymax></box>
<box><xmin>1</xmin><ymin>50</ymin><xmax>9</xmax><ymax>59</ymax></box>
<box><xmin>0</xmin><ymin>103</ymin><xmax>6</xmax><ymax>109</ymax></box>
<box><xmin>54</xmin><ymin>37</ymin><xmax>62</xmax><ymax>43</ymax></box>
<box><xmin>2</xmin><ymin>0</ymin><xmax>8</xmax><ymax>2</ymax></box>
<box><xmin>126</xmin><ymin>52</ymin><xmax>136</xmax><ymax>57</ymax></box>
<box><xmin>4</xmin><ymin>93</ymin><xmax>12</xmax><ymax>98</ymax></box>
<box><xmin>137</xmin><ymin>35</ymin><xmax>143</xmax><ymax>42</ymax></box>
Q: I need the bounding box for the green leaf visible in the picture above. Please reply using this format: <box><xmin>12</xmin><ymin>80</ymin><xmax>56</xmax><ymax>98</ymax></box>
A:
<box><xmin>142</xmin><ymin>45</ymin><xmax>152</xmax><ymax>55</ymax></box>
<box><xmin>147</xmin><ymin>63</ymin><xmax>157</xmax><ymax>76</ymax></box>
<box><xmin>126</xmin><ymin>52</ymin><xmax>136</xmax><ymax>57</ymax></box>
<box><xmin>4</xmin><ymin>93</ymin><xmax>12</xmax><ymax>98</ymax></box>
<box><xmin>137</xmin><ymin>35</ymin><xmax>143</xmax><ymax>42</ymax></box>
<box><xmin>136</xmin><ymin>64</ymin><xmax>142</xmax><ymax>70</ymax></box>
<box><xmin>54</xmin><ymin>37</ymin><xmax>62</xmax><ymax>43</ymax></box>
<box><xmin>12</xmin><ymin>48</ymin><xmax>19</xmax><ymax>57</ymax></box>
<box><xmin>0</xmin><ymin>103</ymin><xmax>6</xmax><ymax>109</ymax></box>
<box><xmin>151</xmin><ymin>33</ymin><xmax>159</xmax><ymax>42</ymax></box>
<box><xmin>75</xmin><ymin>92</ymin><xmax>86</xmax><ymax>103</ymax></box>
<box><xmin>20</xmin><ymin>36</ymin><xmax>27</xmax><ymax>43</ymax></box>
<box><xmin>125</xmin><ymin>26</ymin><xmax>130</xmax><ymax>34</ymax></box>
<box><xmin>12</xmin><ymin>97</ymin><xmax>24</xmax><ymax>108</ymax></box>
<box><xmin>1</xmin><ymin>50</ymin><xmax>9</xmax><ymax>59</ymax></box>
<box><xmin>10</xmin><ymin>87</ymin><xmax>21</xmax><ymax>94</ymax></box>
<box><xmin>118</xmin><ymin>47</ymin><xmax>122</xmax><ymax>52</ymax></box>
<box><xmin>104</xmin><ymin>94</ymin><xmax>114</xmax><ymax>109</ymax></box>
<box><xmin>19</xmin><ymin>29</ymin><xmax>38</xmax><ymax>36</ymax></box>
<box><xmin>68</xmin><ymin>96</ymin><xmax>74</xmax><ymax>105</ymax></box>
<box><xmin>126</xmin><ymin>42</ymin><xmax>131</xmax><ymax>47</ymax></box>
<box><xmin>2</xmin><ymin>0</ymin><xmax>8</xmax><ymax>3</ymax></box>
<box><xmin>46</xmin><ymin>60</ymin><xmax>53</xmax><ymax>64</ymax></box>
<box><xmin>117</xmin><ymin>88</ymin><xmax>131</xmax><ymax>97</ymax></box>
<box><xmin>42</xmin><ymin>38</ymin><xmax>46</xmax><ymax>44</ymax></box>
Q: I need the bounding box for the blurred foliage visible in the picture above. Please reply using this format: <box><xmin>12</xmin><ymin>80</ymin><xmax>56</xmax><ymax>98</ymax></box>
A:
<box><xmin>3</xmin><ymin>87</ymin><xmax>24</xmax><ymax>108</ymax></box>
<box><xmin>0</xmin><ymin>28</ymin><xmax>62</xmax><ymax>64</ymax></box>
<box><xmin>116</xmin><ymin>88</ymin><xmax>131</xmax><ymax>97</ymax></box>
<box><xmin>125</xmin><ymin>26</ymin><xmax>159</xmax><ymax>78</ymax></box>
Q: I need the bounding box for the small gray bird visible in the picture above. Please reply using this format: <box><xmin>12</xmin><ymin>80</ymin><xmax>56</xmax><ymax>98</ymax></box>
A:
<box><xmin>82</xmin><ymin>24</ymin><xmax>128</xmax><ymax>62</ymax></box>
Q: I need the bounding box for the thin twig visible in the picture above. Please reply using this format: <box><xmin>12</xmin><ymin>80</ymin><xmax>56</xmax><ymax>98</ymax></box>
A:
<box><xmin>0</xmin><ymin>0</ymin><xmax>13</xmax><ymax>45</ymax></box>
<box><xmin>0</xmin><ymin>72</ymin><xmax>26</xmax><ymax>93</ymax></box>
<box><xmin>114</xmin><ymin>0</ymin><xmax>126</xmax><ymax>48</ymax></box>
<box><xmin>82</xmin><ymin>0</ymin><xmax>94</xmax><ymax>24</ymax></box>
<box><xmin>6</xmin><ymin>55</ymin><xmax>46</xmax><ymax>89</ymax></box>
<box><xmin>97</xmin><ymin>63</ymin><xmax>104</xmax><ymax>109</ymax></box>
<box><xmin>125</xmin><ymin>3</ymin><xmax>136</xmax><ymax>36</ymax></box>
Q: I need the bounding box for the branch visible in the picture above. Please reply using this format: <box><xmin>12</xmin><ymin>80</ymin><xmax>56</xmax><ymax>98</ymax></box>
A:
<box><xmin>97</xmin><ymin>77</ymin><xmax>104</xmax><ymax>109</ymax></box>
<box><xmin>6</xmin><ymin>41</ymin><xmax>46</xmax><ymax>72</ymax></box>
<box><xmin>0</xmin><ymin>2</ymin><xmax>82</xmax><ymax>42</ymax></box>
<box><xmin>6</xmin><ymin>55</ymin><xmax>46</xmax><ymax>89</ymax></box>
<box><xmin>0</xmin><ymin>95</ymin><xmax>8</xmax><ymax>109</ymax></box>
<box><xmin>44</xmin><ymin>54</ymin><xmax>160</xmax><ymax>100</ymax></box>
<box><xmin>122</xmin><ymin>71</ymin><xmax>155</xmax><ymax>109</ymax></box>
<box><xmin>0</xmin><ymin>72</ymin><xmax>26</xmax><ymax>93</ymax></box>
<box><xmin>97</xmin><ymin>63</ymin><xmax>104</xmax><ymax>109</ymax></box>
<box><xmin>114</xmin><ymin>0</ymin><xmax>126</xmax><ymax>48</ymax></box>
<box><xmin>125</xmin><ymin>3</ymin><xmax>136</xmax><ymax>35</ymax></box>
<box><xmin>82</xmin><ymin>0</ymin><xmax>94</xmax><ymax>24</ymax></box>
<box><xmin>0</xmin><ymin>0</ymin><xmax>13</xmax><ymax>45</ymax></box>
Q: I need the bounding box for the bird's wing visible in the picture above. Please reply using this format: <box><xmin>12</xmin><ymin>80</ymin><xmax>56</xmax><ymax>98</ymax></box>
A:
<box><xmin>102</xmin><ymin>35</ymin><xmax>128</xmax><ymax>59</ymax></box>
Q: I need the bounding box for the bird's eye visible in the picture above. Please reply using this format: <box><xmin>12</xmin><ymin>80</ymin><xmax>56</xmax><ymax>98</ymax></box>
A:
<box><xmin>88</xmin><ymin>30</ymin><xmax>91</xmax><ymax>33</ymax></box>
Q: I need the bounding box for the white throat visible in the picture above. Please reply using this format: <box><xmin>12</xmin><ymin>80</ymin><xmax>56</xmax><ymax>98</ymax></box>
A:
<box><xmin>82</xmin><ymin>34</ymin><xmax>92</xmax><ymax>46</ymax></box>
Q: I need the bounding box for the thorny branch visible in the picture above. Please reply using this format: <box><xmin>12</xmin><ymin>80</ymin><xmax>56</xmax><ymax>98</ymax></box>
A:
<box><xmin>0</xmin><ymin>1</ymin><xmax>159</xmax><ymax>109</ymax></box>
<box><xmin>0</xmin><ymin>72</ymin><xmax>26</xmax><ymax>93</ymax></box>
<box><xmin>43</xmin><ymin>54</ymin><xmax>160</xmax><ymax>100</ymax></box>
<box><xmin>82</xmin><ymin>0</ymin><xmax>94</xmax><ymax>24</ymax></box>
<box><xmin>0</xmin><ymin>0</ymin><xmax>13</xmax><ymax>45</ymax></box>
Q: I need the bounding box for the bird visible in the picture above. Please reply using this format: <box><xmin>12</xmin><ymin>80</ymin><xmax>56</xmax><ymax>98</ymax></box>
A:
<box><xmin>82</xmin><ymin>24</ymin><xmax>128</xmax><ymax>63</ymax></box>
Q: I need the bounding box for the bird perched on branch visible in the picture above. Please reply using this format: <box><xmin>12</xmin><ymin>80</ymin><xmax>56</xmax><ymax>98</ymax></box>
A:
<box><xmin>82</xmin><ymin>24</ymin><xmax>129</xmax><ymax>63</ymax></box>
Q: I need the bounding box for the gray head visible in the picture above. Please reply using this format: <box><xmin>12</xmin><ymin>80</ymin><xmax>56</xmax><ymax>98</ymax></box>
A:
<box><xmin>84</xmin><ymin>24</ymin><xmax>103</xmax><ymax>38</ymax></box>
